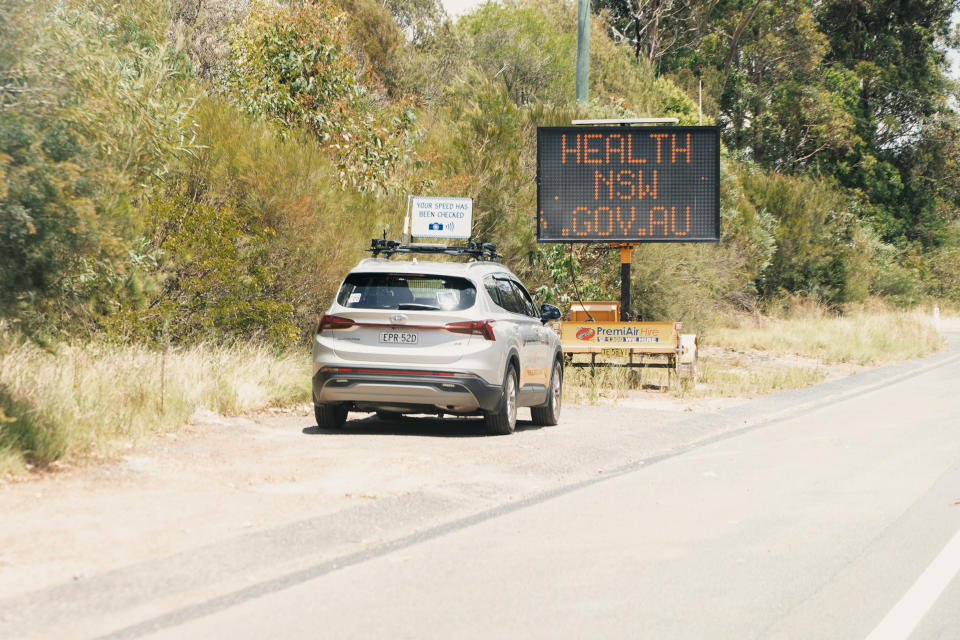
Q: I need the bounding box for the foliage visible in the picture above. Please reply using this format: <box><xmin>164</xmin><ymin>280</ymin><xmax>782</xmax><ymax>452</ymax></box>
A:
<box><xmin>718</xmin><ymin>3</ymin><xmax>856</xmax><ymax>171</ymax></box>
<box><xmin>533</xmin><ymin>244</ymin><xmax>617</xmax><ymax>308</ymax></box>
<box><xmin>817</xmin><ymin>0</ymin><xmax>956</xmax><ymax>151</ymax></box>
<box><xmin>812</xmin><ymin>0</ymin><xmax>960</xmax><ymax>248</ymax></box>
<box><xmin>119</xmin><ymin>99</ymin><xmax>386</xmax><ymax>344</ymax></box>
<box><xmin>0</xmin><ymin>108</ymin><xmax>101</xmax><ymax>330</ymax></box>
<box><xmin>451</xmin><ymin>0</ymin><xmax>700</xmax><ymax>121</ymax></box>
<box><xmin>456</xmin><ymin>0</ymin><xmax>576</xmax><ymax>105</ymax></box>
<box><xmin>0</xmin><ymin>0</ymin><xmax>201</xmax><ymax>338</ymax></box>
<box><xmin>129</xmin><ymin>193</ymin><xmax>298</xmax><ymax>345</ymax></box>
<box><xmin>384</xmin><ymin>0</ymin><xmax>446</xmax><ymax>45</ymax></box>
<box><xmin>595</xmin><ymin>0</ymin><xmax>725</xmax><ymax>70</ymax></box>
<box><xmin>737</xmin><ymin>169</ymin><xmax>856</xmax><ymax>303</ymax></box>
<box><xmin>596</xmin><ymin>0</ymin><xmax>960</xmax><ymax>254</ymax></box>
<box><xmin>333</xmin><ymin>0</ymin><xmax>406</xmax><ymax>95</ymax></box>
<box><xmin>169</xmin><ymin>0</ymin><xmax>245</xmax><ymax>80</ymax></box>
<box><xmin>227</xmin><ymin>0</ymin><xmax>416</xmax><ymax>191</ymax></box>
<box><xmin>920</xmin><ymin>222</ymin><xmax>960</xmax><ymax>302</ymax></box>
<box><xmin>2</xmin><ymin>0</ymin><xmax>958</xmax><ymax>358</ymax></box>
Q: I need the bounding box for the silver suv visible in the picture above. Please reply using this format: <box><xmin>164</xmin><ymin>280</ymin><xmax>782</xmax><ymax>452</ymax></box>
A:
<box><xmin>312</xmin><ymin>244</ymin><xmax>563</xmax><ymax>434</ymax></box>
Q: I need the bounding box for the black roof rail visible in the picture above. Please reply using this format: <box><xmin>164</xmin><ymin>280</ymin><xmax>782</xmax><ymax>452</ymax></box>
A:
<box><xmin>367</xmin><ymin>238</ymin><xmax>502</xmax><ymax>262</ymax></box>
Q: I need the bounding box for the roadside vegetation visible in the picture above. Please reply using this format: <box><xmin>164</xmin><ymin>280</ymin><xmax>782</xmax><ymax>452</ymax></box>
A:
<box><xmin>2</xmin><ymin>0</ymin><xmax>959</xmax><ymax>472</ymax></box>
<box><xmin>564</xmin><ymin>303</ymin><xmax>946</xmax><ymax>405</ymax></box>
<box><xmin>0</xmin><ymin>327</ymin><xmax>310</xmax><ymax>475</ymax></box>
<box><xmin>709</xmin><ymin>302</ymin><xmax>946</xmax><ymax>367</ymax></box>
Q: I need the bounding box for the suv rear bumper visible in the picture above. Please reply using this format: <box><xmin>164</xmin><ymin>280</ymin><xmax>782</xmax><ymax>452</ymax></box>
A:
<box><xmin>312</xmin><ymin>366</ymin><xmax>503</xmax><ymax>414</ymax></box>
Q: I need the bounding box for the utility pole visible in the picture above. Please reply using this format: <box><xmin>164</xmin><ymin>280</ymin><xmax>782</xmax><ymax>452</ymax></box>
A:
<box><xmin>575</xmin><ymin>0</ymin><xmax>590</xmax><ymax>103</ymax></box>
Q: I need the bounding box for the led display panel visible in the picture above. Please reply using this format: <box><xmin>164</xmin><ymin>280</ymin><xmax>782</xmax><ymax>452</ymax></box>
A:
<box><xmin>537</xmin><ymin>126</ymin><xmax>720</xmax><ymax>243</ymax></box>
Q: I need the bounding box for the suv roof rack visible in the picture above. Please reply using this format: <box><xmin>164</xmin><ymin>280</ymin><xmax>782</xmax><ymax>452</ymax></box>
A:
<box><xmin>368</xmin><ymin>238</ymin><xmax>502</xmax><ymax>262</ymax></box>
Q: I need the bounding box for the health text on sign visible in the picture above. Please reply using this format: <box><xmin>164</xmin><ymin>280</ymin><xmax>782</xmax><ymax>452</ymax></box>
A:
<box><xmin>536</xmin><ymin>126</ymin><xmax>719</xmax><ymax>243</ymax></box>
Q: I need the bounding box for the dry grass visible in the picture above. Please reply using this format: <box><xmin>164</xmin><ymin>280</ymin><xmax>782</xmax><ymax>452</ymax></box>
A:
<box><xmin>0</xmin><ymin>328</ymin><xmax>310</xmax><ymax>476</ymax></box>
<box><xmin>707</xmin><ymin>305</ymin><xmax>946</xmax><ymax>366</ymax></box>
<box><xmin>563</xmin><ymin>305</ymin><xmax>947</xmax><ymax>404</ymax></box>
<box><xmin>562</xmin><ymin>364</ymin><xmax>657</xmax><ymax>405</ymax></box>
<box><xmin>685</xmin><ymin>357</ymin><xmax>828</xmax><ymax>398</ymax></box>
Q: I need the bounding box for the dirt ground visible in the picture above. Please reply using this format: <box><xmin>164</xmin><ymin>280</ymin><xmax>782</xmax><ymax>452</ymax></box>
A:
<box><xmin>0</xmin><ymin>402</ymin><xmax>693</xmax><ymax>601</ymax></box>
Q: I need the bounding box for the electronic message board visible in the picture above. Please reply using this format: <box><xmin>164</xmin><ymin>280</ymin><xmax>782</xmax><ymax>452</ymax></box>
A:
<box><xmin>537</xmin><ymin>126</ymin><xmax>720</xmax><ymax>243</ymax></box>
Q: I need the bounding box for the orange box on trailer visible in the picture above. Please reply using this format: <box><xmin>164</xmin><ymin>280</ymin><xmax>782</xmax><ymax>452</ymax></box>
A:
<box><xmin>558</xmin><ymin>301</ymin><xmax>698</xmax><ymax>379</ymax></box>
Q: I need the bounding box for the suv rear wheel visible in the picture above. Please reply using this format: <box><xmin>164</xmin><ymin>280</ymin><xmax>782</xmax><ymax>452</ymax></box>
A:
<box><xmin>531</xmin><ymin>359</ymin><xmax>562</xmax><ymax>426</ymax></box>
<box><xmin>484</xmin><ymin>365</ymin><xmax>518</xmax><ymax>435</ymax></box>
<box><xmin>315</xmin><ymin>403</ymin><xmax>347</xmax><ymax>429</ymax></box>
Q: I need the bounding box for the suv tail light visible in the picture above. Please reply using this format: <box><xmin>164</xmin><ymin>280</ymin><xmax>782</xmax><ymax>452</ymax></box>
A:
<box><xmin>318</xmin><ymin>314</ymin><xmax>356</xmax><ymax>332</ymax></box>
<box><xmin>445</xmin><ymin>320</ymin><xmax>496</xmax><ymax>341</ymax></box>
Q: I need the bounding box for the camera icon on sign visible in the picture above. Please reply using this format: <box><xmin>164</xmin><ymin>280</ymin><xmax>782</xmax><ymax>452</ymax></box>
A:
<box><xmin>428</xmin><ymin>222</ymin><xmax>444</xmax><ymax>231</ymax></box>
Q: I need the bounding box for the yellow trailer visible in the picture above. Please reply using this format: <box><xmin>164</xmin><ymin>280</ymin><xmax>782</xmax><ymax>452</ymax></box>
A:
<box><xmin>560</xmin><ymin>302</ymin><xmax>697</xmax><ymax>380</ymax></box>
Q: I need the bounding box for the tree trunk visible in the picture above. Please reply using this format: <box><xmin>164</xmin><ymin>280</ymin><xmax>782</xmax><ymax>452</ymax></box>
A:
<box><xmin>722</xmin><ymin>0</ymin><xmax>762</xmax><ymax>82</ymax></box>
<box><xmin>648</xmin><ymin>0</ymin><xmax>660</xmax><ymax>62</ymax></box>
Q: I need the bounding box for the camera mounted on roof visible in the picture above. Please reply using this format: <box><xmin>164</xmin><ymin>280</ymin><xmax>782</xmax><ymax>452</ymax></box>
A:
<box><xmin>368</xmin><ymin>238</ymin><xmax>502</xmax><ymax>262</ymax></box>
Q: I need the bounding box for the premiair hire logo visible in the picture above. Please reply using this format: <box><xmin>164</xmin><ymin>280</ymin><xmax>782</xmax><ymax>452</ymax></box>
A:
<box><xmin>575</xmin><ymin>327</ymin><xmax>596</xmax><ymax>341</ymax></box>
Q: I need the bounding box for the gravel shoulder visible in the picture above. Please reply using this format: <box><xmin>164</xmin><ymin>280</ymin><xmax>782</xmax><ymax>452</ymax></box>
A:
<box><xmin>0</xmin><ymin>401</ymin><xmax>706</xmax><ymax>602</ymax></box>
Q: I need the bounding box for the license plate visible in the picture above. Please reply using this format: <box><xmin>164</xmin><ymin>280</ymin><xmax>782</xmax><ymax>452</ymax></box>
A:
<box><xmin>380</xmin><ymin>331</ymin><xmax>418</xmax><ymax>344</ymax></box>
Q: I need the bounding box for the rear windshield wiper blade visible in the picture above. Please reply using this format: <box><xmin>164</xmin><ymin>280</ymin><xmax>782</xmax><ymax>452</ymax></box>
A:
<box><xmin>397</xmin><ymin>303</ymin><xmax>440</xmax><ymax>310</ymax></box>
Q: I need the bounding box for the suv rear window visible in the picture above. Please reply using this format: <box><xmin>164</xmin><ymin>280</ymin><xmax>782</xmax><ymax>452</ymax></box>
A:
<box><xmin>336</xmin><ymin>273</ymin><xmax>477</xmax><ymax>311</ymax></box>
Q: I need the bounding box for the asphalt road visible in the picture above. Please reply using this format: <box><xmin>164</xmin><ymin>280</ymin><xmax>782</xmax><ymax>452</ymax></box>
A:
<box><xmin>4</xmin><ymin>337</ymin><xmax>960</xmax><ymax>639</ymax></box>
<box><xmin>136</xmin><ymin>339</ymin><xmax>960</xmax><ymax>639</ymax></box>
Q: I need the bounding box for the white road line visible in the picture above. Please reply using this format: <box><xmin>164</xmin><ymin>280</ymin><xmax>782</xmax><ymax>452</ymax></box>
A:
<box><xmin>865</xmin><ymin>526</ymin><xmax>960</xmax><ymax>640</ymax></box>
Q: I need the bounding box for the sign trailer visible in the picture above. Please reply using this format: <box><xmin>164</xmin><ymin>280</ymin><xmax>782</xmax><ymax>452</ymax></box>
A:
<box><xmin>536</xmin><ymin>122</ymin><xmax>718</xmax><ymax>377</ymax></box>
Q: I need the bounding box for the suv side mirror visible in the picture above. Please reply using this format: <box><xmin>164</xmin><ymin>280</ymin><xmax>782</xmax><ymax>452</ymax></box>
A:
<box><xmin>539</xmin><ymin>303</ymin><xmax>562</xmax><ymax>323</ymax></box>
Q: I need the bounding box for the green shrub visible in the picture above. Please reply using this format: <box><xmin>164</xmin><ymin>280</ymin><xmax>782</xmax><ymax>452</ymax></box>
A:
<box><xmin>456</xmin><ymin>1</ymin><xmax>575</xmax><ymax>105</ymax></box>
<box><xmin>227</xmin><ymin>0</ymin><xmax>415</xmax><ymax>192</ymax></box>
<box><xmin>738</xmin><ymin>168</ymin><xmax>867</xmax><ymax>304</ymax></box>
<box><xmin>122</xmin><ymin>99</ymin><xmax>388</xmax><ymax>343</ymax></box>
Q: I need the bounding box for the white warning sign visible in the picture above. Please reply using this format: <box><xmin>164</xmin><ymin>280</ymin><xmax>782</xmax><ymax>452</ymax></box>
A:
<box><xmin>410</xmin><ymin>196</ymin><xmax>473</xmax><ymax>239</ymax></box>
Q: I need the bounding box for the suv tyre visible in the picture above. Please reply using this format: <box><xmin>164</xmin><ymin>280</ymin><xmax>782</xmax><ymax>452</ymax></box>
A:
<box><xmin>315</xmin><ymin>403</ymin><xmax>348</xmax><ymax>429</ymax></box>
<box><xmin>484</xmin><ymin>365</ymin><xmax>518</xmax><ymax>435</ymax></box>
<box><xmin>531</xmin><ymin>359</ymin><xmax>562</xmax><ymax>426</ymax></box>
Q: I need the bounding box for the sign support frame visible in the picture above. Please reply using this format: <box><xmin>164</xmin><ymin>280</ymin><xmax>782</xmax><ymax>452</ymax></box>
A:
<box><xmin>619</xmin><ymin>245</ymin><xmax>633</xmax><ymax>322</ymax></box>
<box><xmin>403</xmin><ymin>195</ymin><xmax>412</xmax><ymax>245</ymax></box>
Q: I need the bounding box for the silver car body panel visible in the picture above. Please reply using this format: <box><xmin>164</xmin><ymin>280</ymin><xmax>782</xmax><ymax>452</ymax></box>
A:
<box><xmin>312</xmin><ymin>258</ymin><xmax>562</xmax><ymax>413</ymax></box>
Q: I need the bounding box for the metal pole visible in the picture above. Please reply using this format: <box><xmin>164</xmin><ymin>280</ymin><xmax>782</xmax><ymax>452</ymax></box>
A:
<box><xmin>619</xmin><ymin>245</ymin><xmax>632</xmax><ymax>321</ymax></box>
<box><xmin>575</xmin><ymin>0</ymin><xmax>590</xmax><ymax>103</ymax></box>
<box><xmin>698</xmin><ymin>79</ymin><xmax>702</xmax><ymax>125</ymax></box>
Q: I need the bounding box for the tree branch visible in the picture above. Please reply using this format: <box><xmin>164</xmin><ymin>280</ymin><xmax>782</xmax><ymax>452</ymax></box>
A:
<box><xmin>722</xmin><ymin>0</ymin><xmax>763</xmax><ymax>82</ymax></box>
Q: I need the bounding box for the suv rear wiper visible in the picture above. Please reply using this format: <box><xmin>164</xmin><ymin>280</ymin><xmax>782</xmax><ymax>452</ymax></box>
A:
<box><xmin>397</xmin><ymin>303</ymin><xmax>440</xmax><ymax>311</ymax></box>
